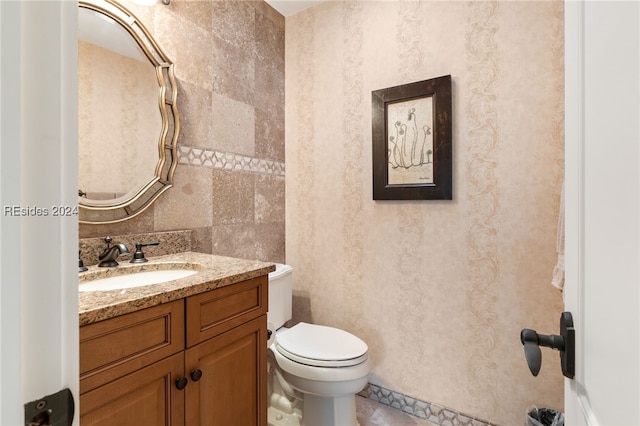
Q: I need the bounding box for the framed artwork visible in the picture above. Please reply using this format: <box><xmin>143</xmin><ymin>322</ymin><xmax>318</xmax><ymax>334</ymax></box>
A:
<box><xmin>372</xmin><ymin>75</ymin><xmax>452</xmax><ymax>200</ymax></box>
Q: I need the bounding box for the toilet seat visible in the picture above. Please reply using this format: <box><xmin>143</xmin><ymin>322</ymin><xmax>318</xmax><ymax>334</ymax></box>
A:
<box><xmin>275</xmin><ymin>322</ymin><xmax>368</xmax><ymax>368</ymax></box>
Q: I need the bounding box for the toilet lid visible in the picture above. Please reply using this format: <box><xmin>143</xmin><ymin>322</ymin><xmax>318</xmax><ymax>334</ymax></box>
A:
<box><xmin>275</xmin><ymin>322</ymin><xmax>368</xmax><ymax>368</ymax></box>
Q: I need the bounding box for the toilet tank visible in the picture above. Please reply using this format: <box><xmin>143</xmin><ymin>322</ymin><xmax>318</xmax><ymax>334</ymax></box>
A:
<box><xmin>267</xmin><ymin>263</ymin><xmax>293</xmax><ymax>330</ymax></box>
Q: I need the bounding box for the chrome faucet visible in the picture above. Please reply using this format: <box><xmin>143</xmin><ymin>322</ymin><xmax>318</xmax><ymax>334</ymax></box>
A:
<box><xmin>98</xmin><ymin>236</ymin><xmax>129</xmax><ymax>267</ymax></box>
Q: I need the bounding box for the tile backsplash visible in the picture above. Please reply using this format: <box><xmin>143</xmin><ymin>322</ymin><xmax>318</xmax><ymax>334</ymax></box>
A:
<box><xmin>79</xmin><ymin>230</ymin><xmax>192</xmax><ymax>267</ymax></box>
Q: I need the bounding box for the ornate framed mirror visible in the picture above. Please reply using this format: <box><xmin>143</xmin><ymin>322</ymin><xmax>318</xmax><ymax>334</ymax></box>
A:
<box><xmin>78</xmin><ymin>0</ymin><xmax>179</xmax><ymax>224</ymax></box>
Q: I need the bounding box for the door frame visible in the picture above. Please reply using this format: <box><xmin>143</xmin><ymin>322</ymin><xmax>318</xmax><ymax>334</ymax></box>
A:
<box><xmin>0</xmin><ymin>1</ymin><xmax>79</xmax><ymax>424</ymax></box>
<box><xmin>563</xmin><ymin>1</ymin><xmax>593</xmax><ymax>421</ymax></box>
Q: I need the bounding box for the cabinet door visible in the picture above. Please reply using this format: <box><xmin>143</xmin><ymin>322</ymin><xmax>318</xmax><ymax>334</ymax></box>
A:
<box><xmin>185</xmin><ymin>315</ymin><xmax>267</xmax><ymax>426</ymax></box>
<box><xmin>80</xmin><ymin>352</ymin><xmax>185</xmax><ymax>426</ymax></box>
<box><xmin>80</xmin><ymin>300</ymin><xmax>184</xmax><ymax>394</ymax></box>
<box><xmin>186</xmin><ymin>276</ymin><xmax>267</xmax><ymax>347</ymax></box>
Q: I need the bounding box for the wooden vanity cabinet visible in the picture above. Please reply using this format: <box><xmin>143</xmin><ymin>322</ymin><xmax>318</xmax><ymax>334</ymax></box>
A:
<box><xmin>185</xmin><ymin>277</ymin><xmax>268</xmax><ymax>426</ymax></box>
<box><xmin>80</xmin><ymin>275</ymin><xmax>268</xmax><ymax>426</ymax></box>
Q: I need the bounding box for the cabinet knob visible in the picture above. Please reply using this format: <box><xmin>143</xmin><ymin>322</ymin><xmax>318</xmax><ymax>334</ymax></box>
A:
<box><xmin>190</xmin><ymin>369</ymin><xmax>203</xmax><ymax>382</ymax></box>
<box><xmin>175</xmin><ymin>377</ymin><xmax>188</xmax><ymax>390</ymax></box>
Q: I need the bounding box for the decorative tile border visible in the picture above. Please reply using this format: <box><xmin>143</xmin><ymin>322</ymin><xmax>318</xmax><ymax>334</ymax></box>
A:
<box><xmin>178</xmin><ymin>145</ymin><xmax>285</xmax><ymax>176</ymax></box>
<box><xmin>361</xmin><ymin>384</ymin><xmax>496</xmax><ymax>426</ymax></box>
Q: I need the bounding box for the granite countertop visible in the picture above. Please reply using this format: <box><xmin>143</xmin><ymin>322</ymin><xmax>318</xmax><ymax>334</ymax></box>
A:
<box><xmin>79</xmin><ymin>251</ymin><xmax>275</xmax><ymax>326</ymax></box>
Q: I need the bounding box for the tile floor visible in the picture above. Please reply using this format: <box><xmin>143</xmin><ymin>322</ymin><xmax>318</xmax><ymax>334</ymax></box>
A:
<box><xmin>356</xmin><ymin>396</ymin><xmax>438</xmax><ymax>426</ymax></box>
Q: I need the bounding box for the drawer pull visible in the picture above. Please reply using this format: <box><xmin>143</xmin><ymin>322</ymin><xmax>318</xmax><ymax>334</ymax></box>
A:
<box><xmin>175</xmin><ymin>377</ymin><xmax>188</xmax><ymax>390</ymax></box>
<box><xmin>190</xmin><ymin>369</ymin><xmax>202</xmax><ymax>382</ymax></box>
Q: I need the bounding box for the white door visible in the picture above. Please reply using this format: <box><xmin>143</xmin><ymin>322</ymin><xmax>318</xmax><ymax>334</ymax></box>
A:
<box><xmin>564</xmin><ymin>1</ymin><xmax>640</xmax><ymax>425</ymax></box>
<box><xmin>0</xmin><ymin>1</ymin><xmax>79</xmax><ymax>425</ymax></box>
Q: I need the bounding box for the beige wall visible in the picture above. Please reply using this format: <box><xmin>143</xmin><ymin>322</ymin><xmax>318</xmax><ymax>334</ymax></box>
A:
<box><xmin>79</xmin><ymin>0</ymin><xmax>286</xmax><ymax>264</ymax></box>
<box><xmin>78</xmin><ymin>40</ymin><xmax>160</xmax><ymax>198</ymax></box>
<box><xmin>285</xmin><ymin>1</ymin><xmax>564</xmax><ymax>425</ymax></box>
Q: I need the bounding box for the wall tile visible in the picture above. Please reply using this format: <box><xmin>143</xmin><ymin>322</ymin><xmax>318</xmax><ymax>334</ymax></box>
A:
<box><xmin>363</xmin><ymin>384</ymin><xmax>497</xmax><ymax>426</ymax></box>
<box><xmin>190</xmin><ymin>226</ymin><xmax>213</xmax><ymax>254</ymax></box>
<box><xmin>211</xmin><ymin>223</ymin><xmax>257</xmax><ymax>259</ymax></box>
<box><xmin>212</xmin><ymin>169</ymin><xmax>255</xmax><ymax>226</ymax></box>
<box><xmin>80</xmin><ymin>0</ymin><xmax>285</xmax><ymax>264</ymax></box>
<box><xmin>211</xmin><ymin>36</ymin><xmax>256</xmax><ymax>105</ymax></box>
<box><xmin>155</xmin><ymin>4</ymin><xmax>214</xmax><ymax>91</ymax></box>
<box><xmin>255</xmin><ymin>222</ymin><xmax>285</xmax><ymax>263</ymax></box>
<box><xmin>154</xmin><ymin>164</ymin><xmax>213</xmax><ymax>229</ymax></box>
<box><xmin>169</xmin><ymin>0</ymin><xmax>212</xmax><ymax>33</ymax></box>
<box><xmin>255</xmin><ymin>174</ymin><xmax>285</xmax><ymax>224</ymax></box>
<box><xmin>255</xmin><ymin>0</ymin><xmax>285</xmax><ymax>30</ymax></box>
<box><xmin>176</xmin><ymin>79</ymin><xmax>213</xmax><ymax>147</ymax></box>
<box><xmin>210</xmin><ymin>93</ymin><xmax>256</xmax><ymax>155</ymax></box>
<box><xmin>255</xmin><ymin>106</ymin><xmax>285</xmax><ymax>162</ymax></box>
<box><xmin>212</xmin><ymin>0</ymin><xmax>256</xmax><ymax>50</ymax></box>
<box><xmin>255</xmin><ymin>8</ymin><xmax>285</xmax><ymax>73</ymax></box>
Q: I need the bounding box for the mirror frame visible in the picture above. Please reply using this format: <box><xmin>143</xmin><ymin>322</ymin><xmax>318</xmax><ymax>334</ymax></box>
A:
<box><xmin>78</xmin><ymin>0</ymin><xmax>180</xmax><ymax>224</ymax></box>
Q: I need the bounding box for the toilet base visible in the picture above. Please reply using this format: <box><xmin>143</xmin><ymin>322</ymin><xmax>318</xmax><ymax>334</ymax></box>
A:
<box><xmin>268</xmin><ymin>405</ymin><xmax>302</xmax><ymax>426</ymax></box>
<box><xmin>268</xmin><ymin>392</ymin><xmax>360</xmax><ymax>426</ymax></box>
<box><xmin>300</xmin><ymin>394</ymin><xmax>358</xmax><ymax>426</ymax></box>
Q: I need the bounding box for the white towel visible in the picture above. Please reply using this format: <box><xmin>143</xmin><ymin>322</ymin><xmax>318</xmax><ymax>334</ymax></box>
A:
<box><xmin>551</xmin><ymin>183</ymin><xmax>565</xmax><ymax>291</ymax></box>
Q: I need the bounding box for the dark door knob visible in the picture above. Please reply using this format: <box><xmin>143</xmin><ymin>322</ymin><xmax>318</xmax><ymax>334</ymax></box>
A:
<box><xmin>520</xmin><ymin>311</ymin><xmax>575</xmax><ymax>379</ymax></box>
<box><xmin>190</xmin><ymin>369</ymin><xmax>202</xmax><ymax>382</ymax></box>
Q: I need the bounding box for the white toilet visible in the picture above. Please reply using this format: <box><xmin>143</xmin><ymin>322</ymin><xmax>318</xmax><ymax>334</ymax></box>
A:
<box><xmin>267</xmin><ymin>264</ymin><xmax>370</xmax><ymax>426</ymax></box>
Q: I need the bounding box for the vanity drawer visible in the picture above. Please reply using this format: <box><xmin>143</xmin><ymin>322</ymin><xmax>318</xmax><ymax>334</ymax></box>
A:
<box><xmin>186</xmin><ymin>276</ymin><xmax>267</xmax><ymax>347</ymax></box>
<box><xmin>80</xmin><ymin>300</ymin><xmax>184</xmax><ymax>393</ymax></box>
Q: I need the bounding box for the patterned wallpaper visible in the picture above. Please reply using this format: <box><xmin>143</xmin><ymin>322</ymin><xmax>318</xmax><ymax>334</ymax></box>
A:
<box><xmin>285</xmin><ymin>1</ymin><xmax>565</xmax><ymax>425</ymax></box>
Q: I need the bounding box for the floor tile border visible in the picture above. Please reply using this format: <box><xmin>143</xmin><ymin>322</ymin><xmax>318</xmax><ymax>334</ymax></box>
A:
<box><xmin>360</xmin><ymin>383</ymin><xmax>497</xmax><ymax>426</ymax></box>
<box><xmin>178</xmin><ymin>145</ymin><xmax>285</xmax><ymax>176</ymax></box>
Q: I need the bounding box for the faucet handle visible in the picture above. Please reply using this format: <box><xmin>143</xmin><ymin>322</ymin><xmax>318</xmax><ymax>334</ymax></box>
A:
<box><xmin>130</xmin><ymin>241</ymin><xmax>160</xmax><ymax>263</ymax></box>
<box><xmin>79</xmin><ymin>250</ymin><xmax>88</xmax><ymax>273</ymax></box>
<box><xmin>98</xmin><ymin>238</ymin><xmax>129</xmax><ymax>267</ymax></box>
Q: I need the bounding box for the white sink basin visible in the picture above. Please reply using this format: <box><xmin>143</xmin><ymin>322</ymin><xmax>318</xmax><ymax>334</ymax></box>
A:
<box><xmin>79</xmin><ymin>269</ymin><xmax>198</xmax><ymax>292</ymax></box>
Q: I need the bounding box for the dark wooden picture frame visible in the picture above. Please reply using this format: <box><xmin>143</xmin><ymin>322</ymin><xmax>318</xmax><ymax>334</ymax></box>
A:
<box><xmin>372</xmin><ymin>75</ymin><xmax>452</xmax><ymax>200</ymax></box>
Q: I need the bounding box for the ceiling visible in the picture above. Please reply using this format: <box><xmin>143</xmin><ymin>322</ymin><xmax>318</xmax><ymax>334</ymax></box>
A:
<box><xmin>264</xmin><ymin>0</ymin><xmax>325</xmax><ymax>17</ymax></box>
